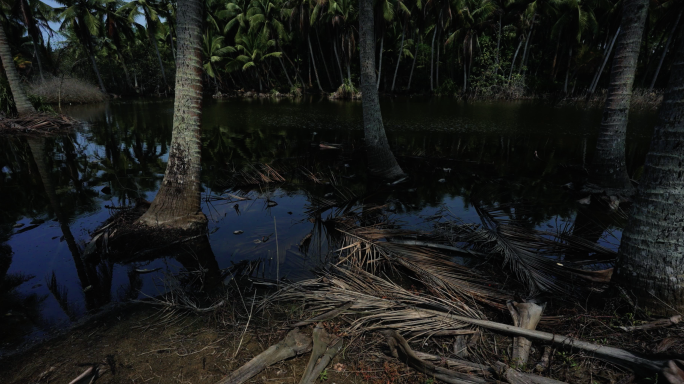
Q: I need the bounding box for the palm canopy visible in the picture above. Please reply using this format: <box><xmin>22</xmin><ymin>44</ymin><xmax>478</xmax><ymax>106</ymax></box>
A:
<box><xmin>226</xmin><ymin>30</ymin><xmax>282</xmax><ymax>72</ymax></box>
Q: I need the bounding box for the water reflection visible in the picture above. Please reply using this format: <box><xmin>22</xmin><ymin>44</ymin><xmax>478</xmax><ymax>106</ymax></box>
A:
<box><xmin>0</xmin><ymin>97</ymin><xmax>657</xmax><ymax>353</ymax></box>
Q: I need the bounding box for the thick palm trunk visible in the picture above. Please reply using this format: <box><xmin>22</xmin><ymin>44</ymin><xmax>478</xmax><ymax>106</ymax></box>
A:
<box><xmin>589</xmin><ymin>0</ymin><xmax>649</xmax><ymax>194</ymax></box>
<box><xmin>0</xmin><ymin>21</ymin><xmax>35</xmax><ymax>116</ymax></box>
<box><xmin>613</xmin><ymin>36</ymin><xmax>684</xmax><ymax>315</ymax></box>
<box><xmin>359</xmin><ymin>0</ymin><xmax>404</xmax><ymax>180</ymax></box>
<box><xmin>138</xmin><ymin>0</ymin><xmax>206</xmax><ymax>230</ymax></box>
<box><xmin>391</xmin><ymin>22</ymin><xmax>406</xmax><ymax>92</ymax></box>
<box><xmin>649</xmin><ymin>8</ymin><xmax>683</xmax><ymax>91</ymax></box>
<box><xmin>376</xmin><ymin>34</ymin><xmax>383</xmax><ymax>90</ymax></box>
<box><xmin>590</xmin><ymin>27</ymin><xmax>620</xmax><ymax>94</ymax></box>
<box><xmin>308</xmin><ymin>35</ymin><xmax>323</xmax><ymax>91</ymax></box>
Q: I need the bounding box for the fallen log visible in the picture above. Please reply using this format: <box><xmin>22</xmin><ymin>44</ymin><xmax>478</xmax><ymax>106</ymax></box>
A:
<box><xmin>493</xmin><ymin>362</ymin><xmax>567</xmax><ymax>384</ymax></box>
<box><xmin>380</xmin><ymin>330</ymin><xmax>494</xmax><ymax>384</ymax></box>
<box><xmin>215</xmin><ymin>328</ymin><xmax>312</xmax><ymax>384</ymax></box>
<box><xmin>300</xmin><ymin>336</ymin><xmax>343</xmax><ymax>384</ymax></box>
<box><xmin>425</xmin><ymin>309</ymin><xmax>668</xmax><ymax>374</ymax></box>
<box><xmin>300</xmin><ymin>324</ymin><xmax>334</xmax><ymax>383</ymax></box>
<box><xmin>507</xmin><ymin>300</ymin><xmax>544</xmax><ymax>367</ymax></box>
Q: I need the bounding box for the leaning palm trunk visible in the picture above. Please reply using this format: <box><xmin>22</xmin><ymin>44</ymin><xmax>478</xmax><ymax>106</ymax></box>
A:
<box><xmin>86</xmin><ymin>35</ymin><xmax>107</xmax><ymax>93</ymax></box>
<box><xmin>0</xmin><ymin>20</ymin><xmax>35</xmax><ymax>116</ymax></box>
<box><xmin>358</xmin><ymin>0</ymin><xmax>405</xmax><ymax>180</ymax></box>
<box><xmin>588</xmin><ymin>0</ymin><xmax>649</xmax><ymax>194</ymax></box>
<box><xmin>613</xmin><ymin>34</ymin><xmax>684</xmax><ymax>316</ymax></box>
<box><xmin>649</xmin><ymin>8</ymin><xmax>683</xmax><ymax>91</ymax></box>
<box><xmin>137</xmin><ymin>0</ymin><xmax>206</xmax><ymax>230</ymax></box>
<box><xmin>307</xmin><ymin>35</ymin><xmax>323</xmax><ymax>92</ymax></box>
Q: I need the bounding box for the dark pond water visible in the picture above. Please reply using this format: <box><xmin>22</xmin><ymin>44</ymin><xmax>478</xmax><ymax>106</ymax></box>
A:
<box><xmin>0</xmin><ymin>97</ymin><xmax>658</xmax><ymax>354</ymax></box>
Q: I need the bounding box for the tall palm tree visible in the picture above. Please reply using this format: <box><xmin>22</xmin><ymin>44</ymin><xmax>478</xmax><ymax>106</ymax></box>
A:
<box><xmin>137</xmin><ymin>0</ymin><xmax>206</xmax><ymax>229</ymax></box>
<box><xmin>359</xmin><ymin>0</ymin><xmax>405</xmax><ymax>179</ymax></box>
<box><xmin>56</xmin><ymin>0</ymin><xmax>108</xmax><ymax>93</ymax></box>
<box><xmin>588</xmin><ymin>0</ymin><xmax>649</xmax><ymax>194</ymax></box>
<box><xmin>327</xmin><ymin>0</ymin><xmax>356</xmax><ymax>85</ymax></box>
<box><xmin>120</xmin><ymin>0</ymin><xmax>169</xmax><ymax>89</ymax></box>
<box><xmin>0</xmin><ymin>16</ymin><xmax>35</xmax><ymax>115</ymax></box>
<box><xmin>11</xmin><ymin>0</ymin><xmax>54</xmax><ymax>81</ymax></box>
<box><xmin>102</xmin><ymin>0</ymin><xmax>134</xmax><ymax>89</ymax></box>
<box><xmin>612</xmin><ymin>31</ymin><xmax>684</xmax><ymax>315</ymax></box>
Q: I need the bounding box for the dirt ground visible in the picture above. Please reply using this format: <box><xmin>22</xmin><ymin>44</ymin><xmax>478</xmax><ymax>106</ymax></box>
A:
<box><xmin>0</xmin><ymin>303</ymin><xmax>427</xmax><ymax>384</ymax></box>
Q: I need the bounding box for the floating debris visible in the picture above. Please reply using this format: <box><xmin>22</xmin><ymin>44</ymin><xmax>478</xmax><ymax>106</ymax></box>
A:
<box><xmin>13</xmin><ymin>223</ymin><xmax>24</xmax><ymax>228</ymax></box>
<box><xmin>234</xmin><ymin>230</ymin><xmax>244</xmax><ymax>235</ymax></box>
<box><xmin>438</xmin><ymin>178</ymin><xmax>446</xmax><ymax>183</ymax></box>
<box><xmin>577</xmin><ymin>196</ymin><xmax>591</xmax><ymax>205</ymax></box>
<box><xmin>135</xmin><ymin>268</ymin><xmax>161</xmax><ymax>274</ymax></box>
<box><xmin>267</xmin><ymin>200</ymin><xmax>278</xmax><ymax>207</ymax></box>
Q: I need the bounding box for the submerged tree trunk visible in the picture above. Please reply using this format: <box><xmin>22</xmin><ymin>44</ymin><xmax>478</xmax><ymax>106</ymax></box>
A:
<box><xmin>649</xmin><ymin>8</ymin><xmax>683</xmax><ymax>91</ymax></box>
<box><xmin>308</xmin><ymin>35</ymin><xmax>323</xmax><ymax>92</ymax></box>
<box><xmin>391</xmin><ymin>22</ymin><xmax>406</xmax><ymax>92</ymax></box>
<box><xmin>0</xmin><ymin>21</ymin><xmax>35</xmax><ymax>115</ymax></box>
<box><xmin>588</xmin><ymin>0</ymin><xmax>649</xmax><ymax>194</ymax></box>
<box><xmin>377</xmin><ymin>34</ymin><xmax>384</xmax><ymax>90</ymax></box>
<box><xmin>137</xmin><ymin>0</ymin><xmax>206</xmax><ymax>230</ymax></box>
<box><xmin>613</xmin><ymin>35</ymin><xmax>684</xmax><ymax>315</ymax></box>
<box><xmin>590</xmin><ymin>27</ymin><xmax>620</xmax><ymax>94</ymax></box>
<box><xmin>359</xmin><ymin>0</ymin><xmax>405</xmax><ymax>180</ymax></box>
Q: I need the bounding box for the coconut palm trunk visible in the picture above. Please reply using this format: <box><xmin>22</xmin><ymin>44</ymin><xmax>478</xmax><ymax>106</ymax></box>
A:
<box><xmin>589</xmin><ymin>27</ymin><xmax>620</xmax><ymax>94</ymax></box>
<box><xmin>85</xmin><ymin>34</ymin><xmax>107</xmax><ymax>94</ymax></box>
<box><xmin>333</xmin><ymin>37</ymin><xmax>344</xmax><ymax>85</ymax></box>
<box><xmin>588</xmin><ymin>0</ymin><xmax>649</xmax><ymax>194</ymax></box>
<box><xmin>0</xmin><ymin>21</ymin><xmax>35</xmax><ymax>116</ymax></box>
<box><xmin>359</xmin><ymin>0</ymin><xmax>405</xmax><ymax>180</ymax></box>
<box><xmin>137</xmin><ymin>0</ymin><xmax>206</xmax><ymax>230</ymax></box>
<box><xmin>612</xmin><ymin>35</ymin><xmax>684</xmax><ymax>315</ymax></box>
<box><xmin>307</xmin><ymin>34</ymin><xmax>323</xmax><ymax>91</ymax></box>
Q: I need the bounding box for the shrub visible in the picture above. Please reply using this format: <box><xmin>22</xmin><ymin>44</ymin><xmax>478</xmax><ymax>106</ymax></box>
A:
<box><xmin>29</xmin><ymin>77</ymin><xmax>107</xmax><ymax>105</ymax></box>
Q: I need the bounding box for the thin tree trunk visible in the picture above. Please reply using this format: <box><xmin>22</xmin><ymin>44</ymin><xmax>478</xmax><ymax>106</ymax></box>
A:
<box><xmin>589</xmin><ymin>0</ymin><xmax>649</xmax><ymax>194</ymax></box>
<box><xmin>279</xmin><ymin>57</ymin><xmax>293</xmax><ymax>88</ymax></box>
<box><xmin>391</xmin><ymin>21</ymin><xmax>406</xmax><ymax>92</ymax></box>
<box><xmin>463</xmin><ymin>58</ymin><xmax>467</xmax><ymax>92</ymax></box>
<box><xmin>0</xmin><ymin>22</ymin><xmax>36</xmax><ymax>115</ymax></box>
<box><xmin>590</xmin><ymin>27</ymin><xmax>620</xmax><ymax>94</ymax></box>
<box><xmin>564</xmin><ymin>47</ymin><xmax>572</xmax><ymax>93</ymax></box>
<box><xmin>137</xmin><ymin>0</ymin><xmax>206</xmax><ymax>230</ymax></box>
<box><xmin>119</xmin><ymin>52</ymin><xmax>133</xmax><ymax>89</ymax></box>
<box><xmin>407</xmin><ymin>32</ymin><xmax>419</xmax><ymax>90</ymax></box>
<box><xmin>430</xmin><ymin>22</ymin><xmax>438</xmax><ymax>91</ymax></box>
<box><xmin>149</xmin><ymin>25</ymin><xmax>169</xmax><ymax>89</ymax></box>
<box><xmin>308</xmin><ymin>34</ymin><xmax>323</xmax><ymax>91</ymax></box>
<box><xmin>315</xmin><ymin>28</ymin><xmax>334</xmax><ymax>89</ymax></box>
<box><xmin>495</xmin><ymin>13</ymin><xmax>502</xmax><ymax>74</ymax></box>
<box><xmin>169</xmin><ymin>24</ymin><xmax>177</xmax><ymax>62</ymax></box>
<box><xmin>519</xmin><ymin>12</ymin><xmax>535</xmax><ymax>74</ymax></box>
<box><xmin>613</xmin><ymin>33</ymin><xmax>684</xmax><ymax>315</ymax></box>
<box><xmin>649</xmin><ymin>8</ymin><xmax>683</xmax><ymax>90</ymax></box>
<box><xmin>508</xmin><ymin>37</ymin><xmax>523</xmax><ymax>83</ymax></box>
<box><xmin>358</xmin><ymin>0</ymin><xmax>405</xmax><ymax>180</ymax></box>
<box><xmin>551</xmin><ymin>27</ymin><xmax>563</xmax><ymax>79</ymax></box>
<box><xmin>333</xmin><ymin>38</ymin><xmax>344</xmax><ymax>85</ymax></box>
<box><xmin>435</xmin><ymin>27</ymin><xmax>441</xmax><ymax>89</ymax></box>
<box><xmin>377</xmin><ymin>35</ymin><xmax>384</xmax><ymax>90</ymax></box>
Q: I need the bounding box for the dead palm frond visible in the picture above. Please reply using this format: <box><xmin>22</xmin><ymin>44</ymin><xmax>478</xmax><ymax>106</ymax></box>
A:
<box><xmin>220</xmin><ymin>163</ymin><xmax>286</xmax><ymax>187</ymax></box>
<box><xmin>267</xmin><ymin>266</ymin><xmax>480</xmax><ymax>338</ymax></box>
<box><xmin>0</xmin><ymin>113</ymin><xmax>79</xmax><ymax>136</ymax></box>
<box><xmin>336</xmin><ymin>227</ymin><xmax>512</xmax><ymax>310</ymax></box>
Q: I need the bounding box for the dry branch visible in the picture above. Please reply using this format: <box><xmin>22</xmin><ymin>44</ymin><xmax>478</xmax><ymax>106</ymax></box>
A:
<box><xmin>507</xmin><ymin>301</ymin><xmax>544</xmax><ymax>367</ymax></box>
<box><xmin>215</xmin><ymin>328</ymin><xmax>312</xmax><ymax>384</ymax></box>
<box><xmin>619</xmin><ymin>315</ymin><xmax>682</xmax><ymax>332</ymax></box>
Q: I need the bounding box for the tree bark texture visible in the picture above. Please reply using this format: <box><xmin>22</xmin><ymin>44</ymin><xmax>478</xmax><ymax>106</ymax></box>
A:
<box><xmin>588</xmin><ymin>0</ymin><xmax>649</xmax><ymax>194</ymax></box>
<box><xmin>137</xmin><ymin>0</ymin><xmax>207</xmax><ymax>230</ymax></box>
<box><xmin>0</xmin><ymin>20</ymin><xmax>35</xmax><ymax>116</ymax></box>
<box><xmin>358</xmin><ymin>0</ymin><xmax>405</xmax><ymax>180</ymax></box>
<box><xmin>613</xmin><ymin>35</ymin><xmax>684</xmax><ymax>315</ymax></box>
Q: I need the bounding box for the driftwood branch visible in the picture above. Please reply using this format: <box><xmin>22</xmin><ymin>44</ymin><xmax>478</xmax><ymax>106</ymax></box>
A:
<box><xmin>507</xmin><ymin>300</ymin><xmax>544</xmax><ymax>367</ymax></box>
<box><xmin>492</xmin><ymin>362</ymin><xmax>567</xmax><ymax>384</ymax></box>
<box><xmin>216</xmin><ymin>328</ymin><xmax>312</xmax><ymax>384</ymax></box>
<box><xmin>619</xmin><ymin>315</ymin><xmax>682</xmax><ymax>332</ymax></box>
<box><xmin>300</xmin><ymin>337</ymin><xmax>343</xmax><ymax>384</ymax></box>
<box><xmin>300</xmin><ymin>324</ymin><xmax>333</xmax><ymax>383</ymax></box>
<box><xmin>291</xmin><ymin>302</ymin><xmax>353</xmax><ymax>327</ymax></box>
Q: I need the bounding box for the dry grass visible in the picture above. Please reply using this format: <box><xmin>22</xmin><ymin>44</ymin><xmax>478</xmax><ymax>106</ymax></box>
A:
<box><xmin>29</xmin><ymin>77</ymin><xmax>107</xmax><ymax>104</ymax></box>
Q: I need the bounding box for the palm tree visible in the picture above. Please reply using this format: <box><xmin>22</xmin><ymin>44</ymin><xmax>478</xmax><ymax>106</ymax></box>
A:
<box><xmin>0</xmin><ymin>16</ymin><xmax>35</xmax><ymax>115</ymax></box>
<box><xmin>588</xmin><ymin>0</ymin><xmax>649</xmax><ymax>194</ymax></box>
<box><xmin>612</xmin><ymin>33</ymin><xmax>684</xmax><ymax>315</ymax></box>
<box><xmin>226</xmin><ymin>30</ymin><xmax>282</xmax><ymax>91</ymax></box>
<box><xmin>202</xmin><ymin>30</ymin><xmax>233</xmax><ymax>89</ymax></box>
<box><xmin>56</xmin><ymin>0</ymin><xmax>108</xmax><ymax>93</ymax></box>
<box><xmin>11</xmin><ymin>0</ymin><xmax>55</xmax><ymax>81</ymax></box>
<box><xmin>359</xmin><ymin>0</ymin><xmax>405</xmax><ymax>179</ymax></box>
<box><xmin>120</xmin><ymin>0</ymin><xmax>169</xmax><ymax>90</ymax></box>
<box><xmin>327</xmin><ymin>0</ymin><xmax>356</xmax><ymax>85</ymax></box>
<box><xmin>101</xmin><ymin>0</ymin><xmax>134</xmax><ymax>89</ymax></box>
<box><xmin>137</xmin><ymin>0</ymin><xmax>206</xmax><ymax>230</ymax></box>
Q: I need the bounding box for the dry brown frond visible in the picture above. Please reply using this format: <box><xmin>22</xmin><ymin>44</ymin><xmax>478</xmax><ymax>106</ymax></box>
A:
<box><xmin>0</xmin><ymin>113</ymin><xmax>78</xmax><ymax>136</ymax></box>
<box><xmin>220</xmin><ymin>163</ymin><xmax>286</xmax><ymax>187</ymax></box>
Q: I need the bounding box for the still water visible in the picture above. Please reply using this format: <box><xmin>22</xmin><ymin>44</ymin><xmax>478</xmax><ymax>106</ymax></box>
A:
<box><xmin>0</xmin><ymin>97</ymin><xmax>657</xmax><ymax>353</ymax></box>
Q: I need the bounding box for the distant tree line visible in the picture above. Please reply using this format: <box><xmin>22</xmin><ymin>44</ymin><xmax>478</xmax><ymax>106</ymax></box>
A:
<box><xmin>0</xmin><ymin>0</ymin><xmax>682</xmax><ymax>96</ymax></box>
